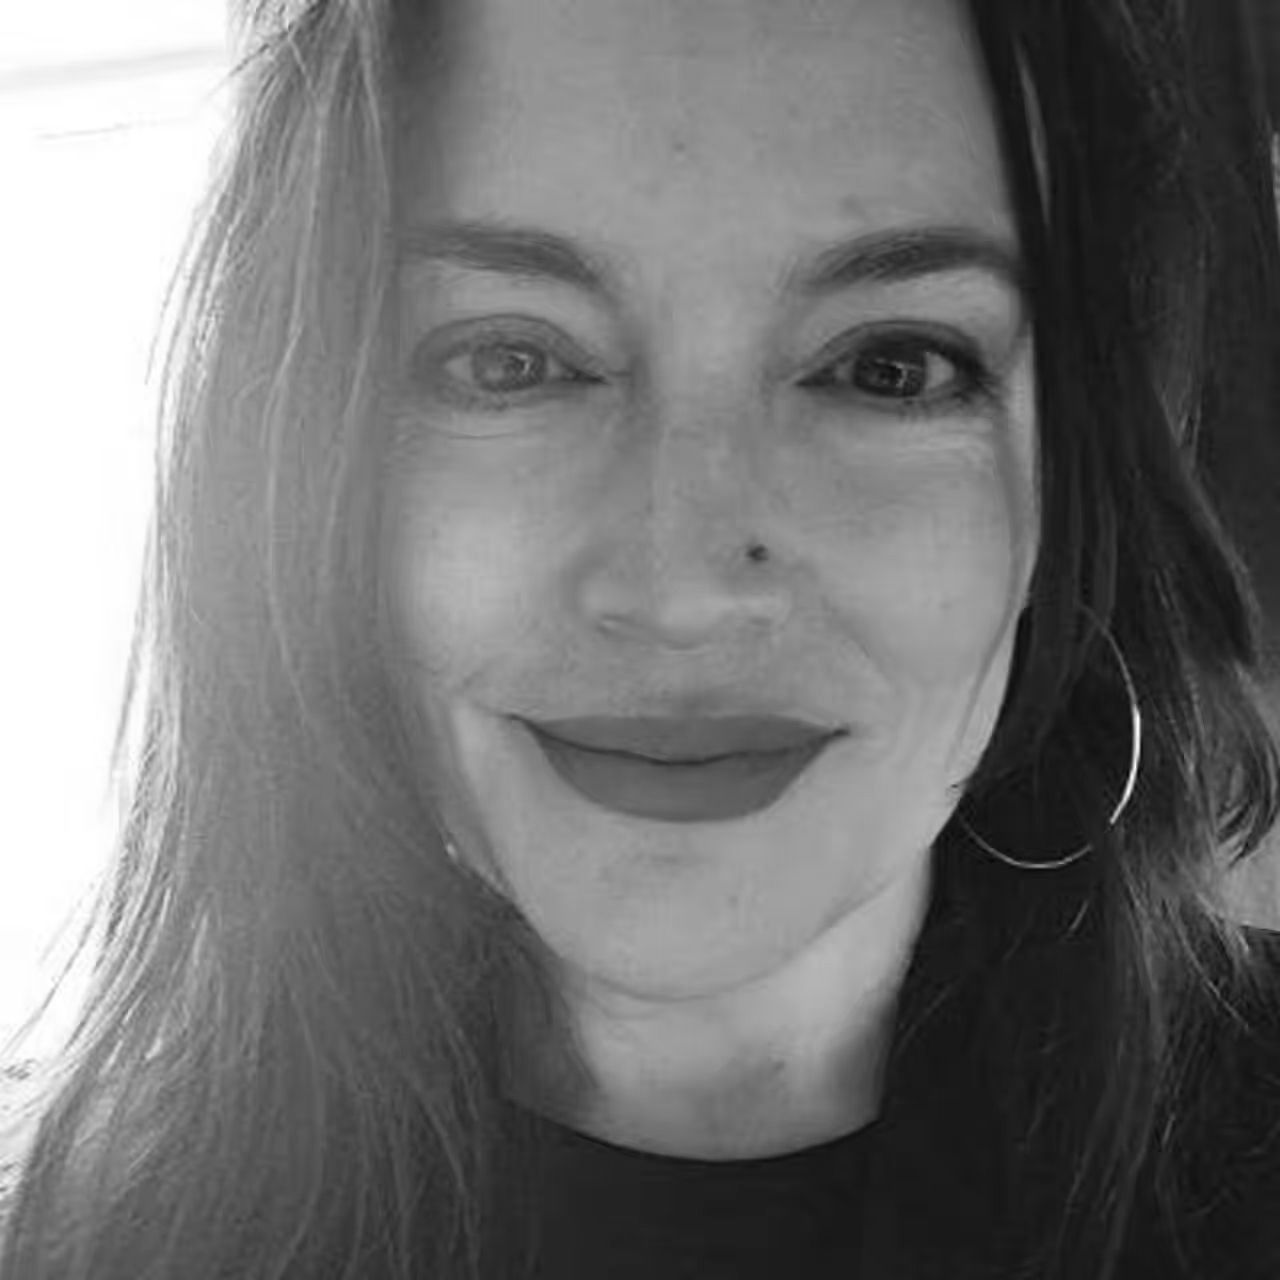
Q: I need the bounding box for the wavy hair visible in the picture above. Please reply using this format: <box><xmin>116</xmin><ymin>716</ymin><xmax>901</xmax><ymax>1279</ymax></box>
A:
<box><xmin>2</xmin><ymin>1</ymin><xmax>1278</xmax><ymax>1277</ymax></box>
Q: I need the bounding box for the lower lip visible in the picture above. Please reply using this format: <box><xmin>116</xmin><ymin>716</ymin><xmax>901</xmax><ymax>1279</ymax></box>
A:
<box><xmin>522</xmin><ymin>725</ymin><xmax>841</xmax><ymax>823</ymax></box>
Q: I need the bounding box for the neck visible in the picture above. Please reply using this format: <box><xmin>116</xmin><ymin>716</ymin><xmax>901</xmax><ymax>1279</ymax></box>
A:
<box><xmin>503</xmin><ymin>854</ymin><xmax>933</xmax><ymax>1160</ymax></box>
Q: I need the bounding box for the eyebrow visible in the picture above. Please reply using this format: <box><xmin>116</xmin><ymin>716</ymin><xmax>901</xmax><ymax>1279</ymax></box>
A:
<box><xmin>400</xmin><ymin>219</ymin><xmax>1024</xmax><ymax>302</ymax></box>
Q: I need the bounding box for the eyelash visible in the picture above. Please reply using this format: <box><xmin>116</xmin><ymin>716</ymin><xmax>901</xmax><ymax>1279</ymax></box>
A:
<box><xmin>407</xmin><ymin>322</ymin><xmax>998</xmax><ymax>419</ymax></box>
<box><xmin>798</xmin><ymin>329</ymin><xmax>998</xmax><ymax>418</ymax></box>
<box><xmin>410</xmin><ymin>326</ymin><xmax>602</xmax><ymax>412</ymax></box>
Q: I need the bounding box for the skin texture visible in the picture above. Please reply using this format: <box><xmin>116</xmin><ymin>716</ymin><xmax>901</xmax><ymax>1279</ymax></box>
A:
<box><xmin>384</xmin><ymin>0</ymin><xmax>1040</xmax><ymax>1158</ymax></box>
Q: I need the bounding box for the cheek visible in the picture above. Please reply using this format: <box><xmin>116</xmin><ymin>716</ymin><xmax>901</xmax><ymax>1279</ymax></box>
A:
<box><xmin>385</xmin><ymin>468</ymin><xmax>548</xmax><ymax>678</ymax></box>
<box><xmin>805</xmin><ymin>447</ymin><xmax>1029</xmax><ymax>681</ymax></box>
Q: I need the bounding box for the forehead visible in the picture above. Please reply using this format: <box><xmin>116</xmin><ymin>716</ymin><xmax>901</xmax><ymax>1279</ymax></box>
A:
<box><xmin>402</xmin><ymin>0</ymin><xmax>1013</xmax><ymax>281</ymax></box>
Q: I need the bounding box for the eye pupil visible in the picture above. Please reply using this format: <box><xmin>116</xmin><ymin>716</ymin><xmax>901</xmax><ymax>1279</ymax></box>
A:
<box><xmin>854</xmin><ymin>350</ymin><xmax>928</xmax><ymax>397</ymax></box>
<box><xmin>471</xmin><ymin>342</ymin><xmax>545</xmax><ymax>392</ymax></box>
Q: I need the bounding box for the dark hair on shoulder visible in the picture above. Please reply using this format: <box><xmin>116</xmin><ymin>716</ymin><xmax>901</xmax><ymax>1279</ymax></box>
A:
<box><xmin>940</xmin><ymin>1</ymin><xmax>1280</xmax><ymax>1276</ymax></box>
<box><xmin>1</xmin><ymin>1</ymin><xmax>1278</xmax><ymax>1278</ymax></box>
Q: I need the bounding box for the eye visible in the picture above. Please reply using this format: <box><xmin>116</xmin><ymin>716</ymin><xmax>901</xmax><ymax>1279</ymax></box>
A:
<box><xmin>407</xmin><ymin>325</ymin><xmax>604</xmax><ymax>409</ymax></box>
<box><xmin>799</xmin><ymin>330</ymin><xmax>996</xmax><ymax>415</ymax></box>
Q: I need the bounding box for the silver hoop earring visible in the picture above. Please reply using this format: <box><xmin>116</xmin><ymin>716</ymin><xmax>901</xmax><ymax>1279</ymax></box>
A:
<box><xmin>955</xmin><ymin>605</ymin><xmax>1143</xmax><ymax>871</ymax></box>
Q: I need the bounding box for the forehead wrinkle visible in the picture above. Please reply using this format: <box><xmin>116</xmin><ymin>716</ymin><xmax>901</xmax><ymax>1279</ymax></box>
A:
<box><xmin>400</xmin><ymin>0</ymin><xmax>1017</xmax><ymax>348</ymax></box>
<box><xmin>563</xmin><ymin>0</ymin><xmax>879</xmax><ymax>62</ymax></box>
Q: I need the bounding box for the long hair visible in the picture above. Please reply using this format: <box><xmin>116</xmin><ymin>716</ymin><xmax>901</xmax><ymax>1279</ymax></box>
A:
<box><xmin>2</xmin><ymin>1</ymin><xmax>1278</xmax><ymax>1278</ymax></box>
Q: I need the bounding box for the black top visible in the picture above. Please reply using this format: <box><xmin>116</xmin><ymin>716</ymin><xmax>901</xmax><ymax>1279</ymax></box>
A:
<box><xmin>487</xmin><ymin>839</ymin><xmax>1280</xmax><ymax>1280</ymax></box>
<box><xmin>518</xmin><ymin>1107</ymin><xmax>878</xmax><ymax>1279</ymax></box>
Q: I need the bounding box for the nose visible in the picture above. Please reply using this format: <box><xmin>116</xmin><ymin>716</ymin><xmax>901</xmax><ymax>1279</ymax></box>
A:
<box><xmin>575</xmin><ymin>398</ymin><xmax>793</xmax><ymax>651</ymax></box>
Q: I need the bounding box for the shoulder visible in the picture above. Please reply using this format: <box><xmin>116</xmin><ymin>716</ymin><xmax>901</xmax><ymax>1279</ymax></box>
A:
<box><xmin>1172</xmin><ymin>926</ymin><xmax>1280</xmax><ymax>1277</ymax></box>
<box><xmin>1200</xmin><ymin>924</ymin><xmax>1280</xmax><ymax>1153</ymax></box>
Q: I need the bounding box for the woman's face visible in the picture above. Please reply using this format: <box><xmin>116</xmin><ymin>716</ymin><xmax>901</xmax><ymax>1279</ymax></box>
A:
<box><xmin>385</xmin><ymin>0</ymin><xmax>1038</xmax><ymax>994</ymax></box>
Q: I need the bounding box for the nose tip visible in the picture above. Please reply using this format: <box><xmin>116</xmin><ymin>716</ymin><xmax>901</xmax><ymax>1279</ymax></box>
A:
<box><xmin>578</xmin><ymin>416</ymin><xmax>794</xmax><ymax>645</ymax></box>
<box><xmin>584</xmin><ymin>556</ymin><xmax>791</xmax><ymax>649</ymax></box>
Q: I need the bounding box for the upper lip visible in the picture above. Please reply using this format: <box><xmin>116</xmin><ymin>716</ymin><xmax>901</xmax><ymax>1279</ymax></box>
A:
<box><xmin>522</xmin><ymin>715</ymin><xmax>846</xmax><ymax>763</ymax></box>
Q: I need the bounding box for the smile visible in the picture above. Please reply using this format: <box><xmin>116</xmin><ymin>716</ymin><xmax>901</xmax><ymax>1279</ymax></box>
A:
<box><xmin>520</xmin><ymin>722</ymin><xmax>843</xmax><ymax>823</ymax></box>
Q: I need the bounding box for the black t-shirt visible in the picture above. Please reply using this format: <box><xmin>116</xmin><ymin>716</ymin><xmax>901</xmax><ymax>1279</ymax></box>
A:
<box><xmin>515</xmin><ymin>1105</ymin><xmax>878</xmax><ymax>1279</ymax></box>
<box><xmin>484</xmin><ymin>842</ymin><xmax>1280</xmax><ymax>1280</ymax></box>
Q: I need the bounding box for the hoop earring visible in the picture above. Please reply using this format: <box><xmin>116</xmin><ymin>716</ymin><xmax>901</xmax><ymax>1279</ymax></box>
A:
<box><xmin>955</xmin><ymin>605</ymin><xmax>1143</xmax><ymax>871</ymax></box>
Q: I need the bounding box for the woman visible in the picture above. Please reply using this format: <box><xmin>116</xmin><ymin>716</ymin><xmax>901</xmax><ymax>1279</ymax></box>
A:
<box><xmin>2</xmin><ymin>0</ymin><xmax>1279</xmax><ymax>1277</ymax></box>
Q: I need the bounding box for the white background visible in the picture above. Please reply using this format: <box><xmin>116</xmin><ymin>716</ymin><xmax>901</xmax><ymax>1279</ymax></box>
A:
<box><xmin>0</xmin><ymin>3</ymin><xmax>228</xmax><ymax>1060</ymax></box>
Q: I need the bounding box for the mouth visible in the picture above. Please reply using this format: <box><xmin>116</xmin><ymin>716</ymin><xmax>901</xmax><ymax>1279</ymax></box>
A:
<box><xmin>516</xmin><ymin>717</ymin><xmax>846</xmax><ymax>823</ymax></box>
<box><xmin>522</xmin><ymin>714</ymin><xmax>846</xmax><ymax>761</ymax></box>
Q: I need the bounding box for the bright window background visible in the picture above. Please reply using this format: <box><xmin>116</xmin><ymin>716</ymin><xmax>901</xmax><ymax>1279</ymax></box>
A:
<box><xmin>0</xmin><ymin>3</ymin><xmax>229</xmax><ymax>1062</ymax></box>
